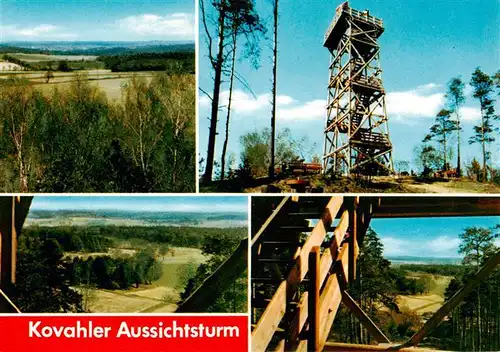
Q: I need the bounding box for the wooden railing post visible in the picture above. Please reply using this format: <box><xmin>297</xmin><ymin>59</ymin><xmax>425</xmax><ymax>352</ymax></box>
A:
<box><xmin>308</xmin><ymin>246</ymin><xmax>320</xmax><ymax>351</ymax></box>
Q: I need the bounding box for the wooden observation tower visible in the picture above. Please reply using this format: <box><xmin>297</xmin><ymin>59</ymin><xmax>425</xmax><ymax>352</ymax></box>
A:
<box><xmin>323</xmin><ymin>2</ymin><xmax>393</xmax><ymax>176</ymax></box>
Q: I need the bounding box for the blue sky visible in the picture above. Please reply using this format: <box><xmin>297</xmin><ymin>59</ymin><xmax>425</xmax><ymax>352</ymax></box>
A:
<box><xmin>371</xmin><ymin>216</ymin><xmax>499</xmax><ymax>258</ymax></box>
<box><xmin>0</xmin><ymin>0</ymin><xmax>194</xmax><ymax>41</ymax></box>
<box><xmin>199</xmin><ymin>0</ymin><xmax>499</xmax><ymax>173</ymax></box>
<box><xmin>30</xmin><ymin>196</ymin><xmax>248</xmax><ymax>213</ymax></box>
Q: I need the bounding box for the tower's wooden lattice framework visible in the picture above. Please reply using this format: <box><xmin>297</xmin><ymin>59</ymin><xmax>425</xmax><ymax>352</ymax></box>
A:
<box><xmin>323</xmin><ymin>2</ymin><xmax>393</xmax><ymax>176</ymax></box>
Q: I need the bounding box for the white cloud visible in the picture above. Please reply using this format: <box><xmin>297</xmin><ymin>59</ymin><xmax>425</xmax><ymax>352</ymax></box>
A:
<box><xmin>200</xmin><ymin>83</ymin><xmax>483</xmax><ymax>124</ymax></box>
<box><xmin>381</xmin><ymin>235</ymin><xmax>463</xmax><ymax>257</ymax></box>
<box><xmin>278</xmin><ymin>99</ymin><xmax>326</xmax><ymax>120</ymax></box>
<box><xmin>386</xmin><ymin>83</ymin><xmax>483</xmax><ymax>124</ymax></box>
<box><xmin>1</xmin><ymin>24</ymin><xmax>75</xmax><ymax>39</ymax></box>
<box><xmin>458</xmin><ymin>106</ymin><xmax>481</xmax><ymax>122</ymax></box>
<box><xmin>199</xmin><ymin>90</ymin><xmax>300</xmax><ymax>115</ymax></box>
<box><xmin>118</xmin><ymin>13</ymin><xmax>194</xmax><ymax>39</ymax></box>
<box><xmin>381</xmin><ymin>236</ymin><xmax>409</xmax><ymax>256</ymax></box>
<box><xmin>386</xmin><ymin>89</ymin><xmax>445</xmax><ymax>120</ymax></box>
<box><xmin>415</xmin><ymin>83</ymin><xmax>441</xmax><ymax>92</ymax></box>
<box><xmin>428</xmin><ymin>236</ymin><xmax>461</xmax><ymax>254</ymax></box>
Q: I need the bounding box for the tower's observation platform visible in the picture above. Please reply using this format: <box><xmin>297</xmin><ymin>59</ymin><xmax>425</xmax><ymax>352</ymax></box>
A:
<box><xmin>324</xmin><ymin>3</ymin><xmax>384</xmax><ymax>49</ymax></box>
<box><xmin>322</xmin><ymin>2</ymin><xmax>393</xmax><ymax>176</ymax></box>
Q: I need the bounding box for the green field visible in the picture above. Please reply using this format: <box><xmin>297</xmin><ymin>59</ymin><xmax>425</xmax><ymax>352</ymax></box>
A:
<box><xmin>1</xmin><ymin>69</ymin><xmax>155</xmax><ymax>101</ymax></box>
<box><xmin>0</xmin><ymin>52</ymin><xmax>156</xmax><ymax>101</ymax></box>
<box><xmin>398</xmin><ymin>272</ymin><xmax>453</xmax><ymax>314</ymax></box>
<box><xmin>78</xmin><ymin>247</ymin><xmax>208</xmax><ymax>313</ymax></box>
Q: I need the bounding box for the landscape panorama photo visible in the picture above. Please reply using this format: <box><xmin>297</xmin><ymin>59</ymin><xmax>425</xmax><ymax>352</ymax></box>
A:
<box><xmin>0</xmin><ymin>0</ymin><xmax>196</xmax><ymax>193</ymax></box>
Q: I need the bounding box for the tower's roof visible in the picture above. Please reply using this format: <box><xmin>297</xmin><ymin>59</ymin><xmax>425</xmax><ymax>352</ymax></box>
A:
<box><xmin>324</xmin><ymin>2</ymin><xmax>384</xmax><ymax>49</ymax></box>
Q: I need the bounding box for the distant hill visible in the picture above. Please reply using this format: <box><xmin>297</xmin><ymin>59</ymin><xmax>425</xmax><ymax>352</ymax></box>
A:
<box><xmin>26</xmin><ymin>209</ymin><xmax>247</xmax><ymax>228</ymax></box>
<box><xmin>387</xmin><ymin>255</ymin><xmax>462</xmax><ymax>265</ymax></box>
<box><xmin>0</xmin><ymin>41</ymin><xmax>195</xmax><ymax>56</ymax></box>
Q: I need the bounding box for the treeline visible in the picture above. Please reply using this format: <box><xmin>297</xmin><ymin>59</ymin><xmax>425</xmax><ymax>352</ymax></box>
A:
<box><xmin>98</xmin><ymin>52</ymin><xmax>194</xmax><ymax>73</ymax></box>
<box><xmin>398</xmin><ymin>263</ymin><xmax>469</xmax><ymax>277</ymax></box>
<box><xmin>68</xmin><ymin>249</ymin><xmax>163</xmax><ymax>290</ymax></box>
<box><xmin>414</xmin><ymin>68</ymin><xmax>499</xmax><ymax>183</ymax></box>
<box><xmin>0</xmin><ymin>73</ymin><xmax>195</xmax><ymax>192</ymax></box>
<box><xmin>1</xmin><ymin>54</ymin><xmax>32</xmax><ymax>69</ymax></box>
<box><xmin>0</xmin><ymin>44</ymin><xmax>195</xmax><ymax>56</ymax></box>
<box><xmin>23</xmin><ymin>225</ymin><xmax>248</xmax><ymax>252</ymax></box>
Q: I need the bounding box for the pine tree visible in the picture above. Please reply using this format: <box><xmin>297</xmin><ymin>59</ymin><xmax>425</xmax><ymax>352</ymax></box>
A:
<box><xmin>469</xmin><ymin>68</ymin><xmax>496</xmax><ymax>182</ymax></box>
<box><xmin>423</xmin><ymin>109</ymin><xmax>458</xmax><ymax>171</ymax></box>
<box><xmin>446</xmin><ymin>77</ymin><xmax>465</xmax><ymax>176</ymax></box>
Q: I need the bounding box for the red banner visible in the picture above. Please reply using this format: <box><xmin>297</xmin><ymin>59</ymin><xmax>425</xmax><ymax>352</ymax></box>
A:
<box><xmin>0</xmin><ymin>314</ymin><xmax>248</xmax><ymax>351</ymax></box>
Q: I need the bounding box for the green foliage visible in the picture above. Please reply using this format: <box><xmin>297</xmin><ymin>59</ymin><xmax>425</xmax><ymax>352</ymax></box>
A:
<box><xmin>398</xmin><ymin>264</ymin><xmax>468</xmax><ymax>277</ymax></box>
<box><xmin>9</xmin><ymin>234</ymin><xmax>83</xmax><ymax>313</ymax></box>
<box><xmin>423</xmin><ymin>109</ymin><xmax>457</xmax><ymax>171</ymax></box>
<box><xmin>0</xmin><ymin>73</ymin><xmax>195</xmax><ymax>192</ymax></box>
<box><xmin>1</xmin><ymin>54</ymin><xmax>32</xmax><ymax>69</ymax></box>
<box><xmin>441</xmin><ymin>226</ymin><xmax>500</xmax><ymax>351</ymax></box>
<box><xmin>57</xmin><ymin>60</ymin><xmax>71</xmax><ymax>72</ymax></box>
<box><xmin>23</xmin><ymin>225</ymin><xmax>247</xmax><ymax>252</ymax></box>
<box><xmin>458</xmin><ymin>226</ymin><xmax>498</xmax><ymax>267</ymax></box>
<box><xmin>239</xmin><ymin>127</ymin><xmax>312</xmax><ymax>178</ymax></box>
<box><xmin>466</xmin><ymin>158</ymin><xmax>483</xmax><ymax>182</ymax></box>
<box><xmin>413</xmin><ymin>143</ymin><xmax>443</xmax><ymax>176</ymax></box>
<box><xmin>469</xmin><ymin>67</ymin><xmax>497</xmax><ymax>181</ymax></box>
<box><xmin>180</xmin><ymin>233</ymin><xmax>247</xmax><ymax>313</ymax></box>
<box><xmin>98</xmin><ymin>52</ymin><xmax>194</xmax><ymax>73</ymax></box>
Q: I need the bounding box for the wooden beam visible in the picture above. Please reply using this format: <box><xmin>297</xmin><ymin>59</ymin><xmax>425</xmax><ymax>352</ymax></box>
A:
<box><xmin>308</xmin><ymin>247</ymin><xmax>320</xmax><ymax>352</ymax></box>
<box><xmin>251</xmin><ymin>281</ymin><xmax>287</xmax><ymax>352</ymax></box>
<box><xmin>0</xmin><ymin>288</ymin><xmax>20</xmax><ymax>313</ymax></box>
<box><xmin>0</xmin><ymin>197</ymin><xmax>15</xmax><ymax>286</ymax></box>
<box><xmin>288</xmin><ymin>289</ymin><xmax>308</xmax><ymax>349</ymax></box>
<box><xmin>288</xmin><ymin>210</ymin><xmax>350</xmax><ymax>350</ymax></box>
<box><xmin>348</xmin><ymin>198</ymin><xmax>358</xmax><ymax>285</ymax></box>
<box><xmin>324</xmin><ymin>342</ymin><xmax>453</xmax><ymax>351</ymax></box>
<box><xmin>252</xmin><ymin>197</ymin><xmax>291</xmax><ymax>247</ymax></box>
<box><xmin>341</xmin><ymin>291</ymin><xmax>390</xmax><ymax>344</ymax></box>
<box><xmin>297</xmin><ymin>197</ymin><xmax>344</xmax><ymax>280</ymax></box>
<box><xmin>319</xmin><ymin>243</ymin><xmax>349</xmax><ymax>350</ymax></box>
<box><xmin>273</xmin><ymin>339</ymin><xmax>285</xmax><ymax>352</ymax></box>
<box><xmin>176</xmin><ymin>239</ymin><xmax>248</xmax><ymax>312</ymax></box>
<box><xmin>403</xmin><ymin>250</ymin><xmax>500</xmax><ymax>348</ymax></box>
<box><xmin>320</xmin><ymin>210</ymin><xmax>349</xmax><ymax>285</ymax></box>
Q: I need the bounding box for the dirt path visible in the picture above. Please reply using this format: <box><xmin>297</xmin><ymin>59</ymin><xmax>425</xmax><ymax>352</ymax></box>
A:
<box><xmin>404</xmin><ymin>183</ymin><xmax>461</xmax><ymax>193</ymax></box>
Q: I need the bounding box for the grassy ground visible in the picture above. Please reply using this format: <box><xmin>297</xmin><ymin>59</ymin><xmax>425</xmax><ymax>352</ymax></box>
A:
<box><xmin>78</xmin><ymin>247</ymin><xmax>208</xmax><ymax>313</ymax></box>
<box><xmin>201</xmin><ymin>175</ymin><xmax>500</xmax><ymax>194</ymax></box>
<box><xmin>397</xmin><ymin>272</ymin><xmax>453</xmax><ymax>314</ymax></box>
<box><xmin>1</xmin><ymin>51</ymin><xmax>157</xmax><ymax>101</ymax></box>
<box><xmin>1</xmin><ymin>70</ymin><xmax>155</xmax><ymax>101</ymax></box>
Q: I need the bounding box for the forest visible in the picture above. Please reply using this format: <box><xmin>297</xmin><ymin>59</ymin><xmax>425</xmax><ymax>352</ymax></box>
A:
<box><xmin>7</xmin><ymin>224</ymin><xmax>247</xmax><ymax>313</ymax></box>
<box><xmin>0</xmin><ymin>71</ymin><xmax>195</xmax><ymax>192</ymax></box>
<box><xmin>98</xmin><ymin>52</ymin><xmax>195</xmax><ymax>73</ymax></box>
<box><xmin>22</xmin><ymin>225</ymin><xmax>248</xmax><ymax>252</ymax></box>
<box><xmin>330</xmin><ymin>225</ymin><xmax>499</xmax><ymax>351</ymax></box>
